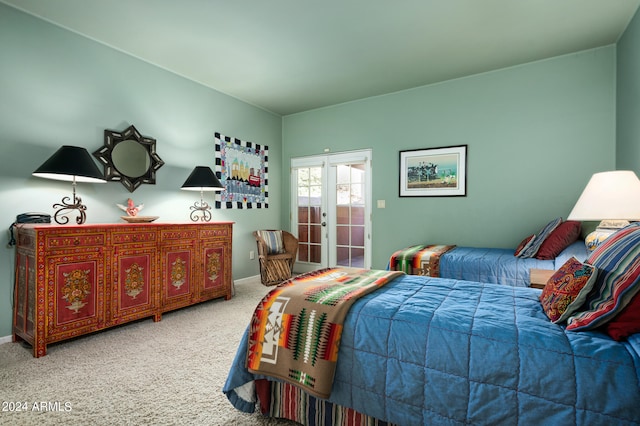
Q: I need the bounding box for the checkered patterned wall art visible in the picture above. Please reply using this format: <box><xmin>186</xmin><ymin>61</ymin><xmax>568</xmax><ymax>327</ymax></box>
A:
<box><xmin>214</xmin><ymin>132</ymin><xmax>268</xmax><ymax>209</ymax></box>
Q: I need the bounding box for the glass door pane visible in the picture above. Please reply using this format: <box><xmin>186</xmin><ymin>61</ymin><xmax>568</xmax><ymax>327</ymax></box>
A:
<box><xmin>334</xmin><ymin>163</ymin><xmax>366</xmax><ymax>268</ymax></box>
<box><xmin>296</xmin><ymin>166</ymin><xmax>323</xmax><ymax>265</ymax></box>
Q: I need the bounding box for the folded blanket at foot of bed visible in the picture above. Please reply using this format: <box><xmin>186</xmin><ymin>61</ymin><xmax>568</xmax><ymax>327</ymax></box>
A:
<box><xmin>246</xmin><ymin>267</ymin><xmax>404</xmax><ymax>399</ymax></box>
<box><xmin>388</xmin><ymin>244</ymin><xmax>456</xmax><ymax>276</ymax></box>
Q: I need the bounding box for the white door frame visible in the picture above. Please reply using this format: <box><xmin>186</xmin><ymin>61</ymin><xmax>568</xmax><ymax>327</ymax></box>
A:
<box><xmin>291</xmin><ymin>149</ymin><xmax>372</xmax><ymax>272</ymax></box>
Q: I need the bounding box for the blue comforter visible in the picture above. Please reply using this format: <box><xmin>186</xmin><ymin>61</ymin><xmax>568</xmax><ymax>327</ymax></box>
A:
<box><xmin>439</xmin><ymin>241</ymin><xmax>589</xmax><ymax>287</ymax></box>
<box><xmin>224</xmin><ymin>274</ymin><xmax>640</xmax><ymax>425</ymax></box>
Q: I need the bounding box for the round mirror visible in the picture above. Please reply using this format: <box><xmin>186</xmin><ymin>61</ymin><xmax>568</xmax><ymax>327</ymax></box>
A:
<box><xmin>112</xmin><ymin>140</ymin><xmax>151</xmax><ymax>178</ymax></box>
<box><xmin>94</xmin><ymin>125</ymin><xmax>165</xmax><ymax>192</ymax></box>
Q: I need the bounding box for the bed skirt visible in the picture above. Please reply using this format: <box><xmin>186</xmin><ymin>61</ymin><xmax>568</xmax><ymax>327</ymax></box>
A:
<box><xmin>258</xmin><ymin>380</ymin><xmax>396</xmax><ymax>426</ymax></box>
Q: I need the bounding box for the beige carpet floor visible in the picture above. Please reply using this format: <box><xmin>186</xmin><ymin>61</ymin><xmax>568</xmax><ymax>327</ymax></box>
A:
<box><xmin>0</xmin><ymin>277</ymin><xmax>299</xmax><ymax>426</ymax></box>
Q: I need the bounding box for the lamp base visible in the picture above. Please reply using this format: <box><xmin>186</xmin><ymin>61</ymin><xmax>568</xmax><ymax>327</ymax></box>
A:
<box><xmin>585</xmin><ymin>220</ymin><xmax>630</xmax><ymax>252</ymax></box>
<box><xmin>189</xmin><ymin>200</ymin><xmax>212</xmax><ymax>222</ymax></box>
<box><xmin>53</xmin><ymin>195</ymin><xmax>87</xmax><ymax>225</ymax></box>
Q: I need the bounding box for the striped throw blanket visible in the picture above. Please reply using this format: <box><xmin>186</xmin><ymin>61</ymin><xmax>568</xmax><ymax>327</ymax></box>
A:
<box><xmin>389</xmin><ymin>244</ymin><xmax>456</xmax><ymax>276</ymax></box>
<box><xmin>246</xmin><ymin>267</ymin><xmax>404</xmax><ymax>399</ymax></box>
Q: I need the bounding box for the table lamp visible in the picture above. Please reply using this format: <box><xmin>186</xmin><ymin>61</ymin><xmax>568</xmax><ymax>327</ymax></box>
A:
<box><xmin>567</xmin><ymin>170</ymin><xmax>640</xmax><ymax>251</ymax></box>
<box><xmin>181</xmin><ymin>166</ymin><xmax>224</xmax><ymax>222</ymax></box>
<box><xmin>33</xmin><ymin>145</ymin><xmax>106</xmax><ymax>225</ymax></box>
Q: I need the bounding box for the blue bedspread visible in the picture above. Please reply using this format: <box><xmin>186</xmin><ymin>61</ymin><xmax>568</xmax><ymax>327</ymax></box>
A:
<box><xmin>439</xmin><ymin>241</ymin><xmax>589</xmax><ymax>287</ymax></box>
<box><xmin>224</xmin><ymin>274</ymin><xmax>640</xmax><ymax>425</ymax></box>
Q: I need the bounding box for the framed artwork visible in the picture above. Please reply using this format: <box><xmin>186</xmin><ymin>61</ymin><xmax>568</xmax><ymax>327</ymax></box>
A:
<box><xmin>214</xmin><ymin>132</ymin><xmax>268</xmax><ymax>209</ymax></box>
<box><xmin>399</xmin><ymin>145</ymin><xmax>467</xmax><ymax>197</ymax></box>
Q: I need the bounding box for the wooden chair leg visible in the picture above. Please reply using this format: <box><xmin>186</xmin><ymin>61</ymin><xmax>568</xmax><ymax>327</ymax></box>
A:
<box><xmin>258</xmin><ymin>257</ymin><xmax>294</xmax><ymax>286</ymax></box>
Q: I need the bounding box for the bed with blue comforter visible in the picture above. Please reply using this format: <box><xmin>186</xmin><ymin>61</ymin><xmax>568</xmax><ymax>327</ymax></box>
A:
<box><xmin>438</xmin><ymin>240</ymin><xmax>589</xmax><ymax>287</ymax></box>
<box><xmin>224</xmin><ymin>273</ymin><xmax>640</xmax><ymax>425</ymax></box>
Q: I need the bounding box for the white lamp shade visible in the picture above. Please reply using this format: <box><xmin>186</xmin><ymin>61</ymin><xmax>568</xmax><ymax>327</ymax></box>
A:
<box><xmin>567</xmin><ymin>171</ymin><xmax>640</xmax><ymax>221</ymax></box>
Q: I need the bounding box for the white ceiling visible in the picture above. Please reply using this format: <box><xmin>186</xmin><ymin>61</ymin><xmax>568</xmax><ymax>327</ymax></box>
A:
<box><xmin>4</xmin><ymin>0</ymin><xmax>640</xmax><ymax>115</ymax></box>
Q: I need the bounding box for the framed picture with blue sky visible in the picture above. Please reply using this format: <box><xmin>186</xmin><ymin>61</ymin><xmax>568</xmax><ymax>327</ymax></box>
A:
<box><xmin>399</xmin><ymin>145</ymin><xmax>467</xmax><ymax>197</ymax></box>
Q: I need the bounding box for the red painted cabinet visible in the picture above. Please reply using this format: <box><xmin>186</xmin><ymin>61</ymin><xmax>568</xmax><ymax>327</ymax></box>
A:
<box><xmin>13</xmin><ymin>222</ymin><xmax>233</xmax><ymax>357</ymax></box>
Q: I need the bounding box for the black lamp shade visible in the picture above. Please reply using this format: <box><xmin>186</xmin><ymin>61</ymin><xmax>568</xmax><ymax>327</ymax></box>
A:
<box><xmin>181</xmin><ymin>166</ymin><xmax>224</xmax><ymax>191</ymax></box>
<box><xmin>33</xmin><ymin>145</ymin><xmax>105</xmax><ymax>183</ymax></box>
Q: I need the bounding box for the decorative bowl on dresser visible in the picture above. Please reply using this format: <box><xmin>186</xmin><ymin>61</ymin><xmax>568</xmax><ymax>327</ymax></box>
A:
<box><xmin>12</xmin><ymin>221</ymin><xmax>233</xmax><ymax>357</ymax></box>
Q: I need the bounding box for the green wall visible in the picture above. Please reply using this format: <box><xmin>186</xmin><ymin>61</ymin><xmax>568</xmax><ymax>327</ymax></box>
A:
<box><xmin>1</xmin><ymin>2</ymin><xmax>635</xmax><ymax>342</ymax></box>
<box><xmin>283</xmin><ymin>47</ymin><xmax>617</xmax><ymax>270</ymax></box>
<box><xmin>617</xmin><ymin>7</ymin><xmax>640</xmax><ymax>174</ymax></box>
<box><xmin>0</xmin><ymin>4</ymin><xmax>282</xmax><ymax>338</ymax></box>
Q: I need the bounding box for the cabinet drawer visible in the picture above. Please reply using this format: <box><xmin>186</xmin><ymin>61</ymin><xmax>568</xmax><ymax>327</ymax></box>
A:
<box><xmin>112</xmin><ymin>231</ymin><xmax>157</xmax><ymax>244</ymax></box>
<box><xmin>46</xmin><ymin>233</ymin><xmax>106</xmax><ymax>249</ymax></box>
<box><xmin>160</xmin><ymin>229</ymin><xmax>198</xmax><ymax>242</ymax></box>
<box><xmin>199</xmin><ymin>225</ymin><xmax>231</xmax><ymax>239</ymax></box>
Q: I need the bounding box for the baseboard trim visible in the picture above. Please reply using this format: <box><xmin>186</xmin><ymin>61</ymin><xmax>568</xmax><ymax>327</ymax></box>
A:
<box><xmin>0</xmin><ymin>335</ymin><xmax>13</xmax><ymax>345</ymax></box>
<box><xmin>234</xmin><ymin>275</ymin><xmax>260</xmax><ymax>285</ymax></box>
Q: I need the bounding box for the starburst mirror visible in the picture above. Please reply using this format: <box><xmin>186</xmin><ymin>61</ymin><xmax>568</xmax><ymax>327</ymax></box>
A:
<box><xmin>94</xmin><ymin>125</ymin><xmax>164</xmax><ymax>192</ymax></box>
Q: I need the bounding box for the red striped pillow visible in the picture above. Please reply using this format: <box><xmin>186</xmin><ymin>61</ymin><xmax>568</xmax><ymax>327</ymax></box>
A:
<box><xmin>567</xmin><ymin>223</ymin><xmax>640</xmax><ymax>331</ymax></box>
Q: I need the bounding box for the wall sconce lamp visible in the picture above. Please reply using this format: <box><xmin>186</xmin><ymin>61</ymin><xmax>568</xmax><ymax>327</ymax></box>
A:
<box><xmin>33</xmin><ymin>145</ymin><xmax>106</xmax><ymax>225</ymax></box>
<box><xmin>567</xmin><ymin>170</ymin><xmax>640</xmax><ymax>251</ymax></box>
<box><xmin>181</xmin><ymin>166</ymin><xmax>224</xmax><ymax>222</ymax></box>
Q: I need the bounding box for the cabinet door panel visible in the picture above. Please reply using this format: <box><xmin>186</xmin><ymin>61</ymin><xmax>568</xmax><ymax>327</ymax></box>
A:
<box><xmin>164</xmin><ymin>250</ymin><xmax>192</xmax><ymax>298</ymax></box>
<box><xmin>46</xmin><ymin>251</ymin><xmax>106</xmax><ymax>340</ymax></box>
<box><xmin>55</xmin><ymin>261</ymin><xmax>98</xmax><ymax>324</ymax></box>
<box><xmin>112</xmin><ymin>249</ymin><xmax>157</xmax><ymax>322</ymax></box>
<box><xmin>117</xmin><ymin>255</ymin><xmax>152</xmax><ymax>308</ymax></box>
<box><xmin>203</xmin><ymin>246</ymin><xmax>224</xmax><ymax>290</ymax></box>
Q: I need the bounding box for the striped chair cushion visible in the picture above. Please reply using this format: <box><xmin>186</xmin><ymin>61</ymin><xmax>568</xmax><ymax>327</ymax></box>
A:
<box><xmin>257</xmin><ymin>230</ymin><xmax>286</xmax><ymax>254</ymax></box>
<box><xmin>567</xmin><ymin>223</ymin><xmax>640</xmax><ymax>331</ymax></box>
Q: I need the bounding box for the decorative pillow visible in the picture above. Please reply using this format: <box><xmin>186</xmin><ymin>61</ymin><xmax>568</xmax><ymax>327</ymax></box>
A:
<box><xmin>539</xmin><ymin>257</ymin><xmax>597</xmax><ymax>323</ymax></box>
<box><xmin>585</xmin><ymin>229</ymin><xmax>614</xmax><ymax>252</ymax></box>
<box><xmin>256</xmin><ymin>230</ymin><xmax>286</xmax><ymax>254</ymax></box>
<box><xmin>517</xmin><ymin>218</ymin><xmax>562</xmax><ymax>258</ymax></box>
<box><xmin>567</xmin><ymin>223</ymin><xmax>640</xmax><ymax>331</ymax></box>
<box><xmin>603</xmin><ymin>292</ymin><xmax>640</xmax><ymax>341</ymax></box>
<box><xmin>514</xmin><ymin>234</ymin><xmax>535</xmax><ymax>257</ymax></box>
<box><xmin>535</xmin><ymin>221</ymin><xmax>581</xmax><ymax>260</ymax></box>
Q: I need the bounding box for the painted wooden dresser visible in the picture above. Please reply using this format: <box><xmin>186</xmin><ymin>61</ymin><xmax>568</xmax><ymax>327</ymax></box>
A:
<box><xmin>12</xmin><ymin>222</ymin><xmax>233</xmax><ymax>357</ymax></box>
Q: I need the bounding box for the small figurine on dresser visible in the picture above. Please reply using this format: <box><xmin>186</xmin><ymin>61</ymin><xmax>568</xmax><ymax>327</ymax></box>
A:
<box><xmin>117</xmin><ymin>198</ymin><xmax>144</xmax><ymax>216</ymax></box>
<box><xmin>117</xmin><ymin>199</ymin><xmax>157</xmax><ymax>222</ymax></box>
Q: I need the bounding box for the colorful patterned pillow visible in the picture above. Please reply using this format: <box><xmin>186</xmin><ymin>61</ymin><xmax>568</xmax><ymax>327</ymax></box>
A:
<box><xmin>535</xmin><ymin>220</ymin><xmax>581</xmax><ymax>260</ymax></box>
<box><xmin>517</xmin><ymin>218</ymin><xmax>562</xmax><ymax>258</ymax></box>
<box><xmin>256</xmin><ymin>230</ymin><xmax>286</xmax><ymax>254</ymax></box>
<box><xmin>567</xmin><ymin>223</ymin><xmax>640</xmax><ymax>331</ymax></box>
<box><xmin>539</xmin><ymin>257</ymin><xmax>597</xmax><ymax>323</ymax></box>
<box><xmin>514</xmin><ymin>234</ymin><xmax>535</xmax><ymax>257</ymax></box>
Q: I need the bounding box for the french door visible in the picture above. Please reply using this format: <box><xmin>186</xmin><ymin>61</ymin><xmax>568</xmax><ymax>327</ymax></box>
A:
<box><xmin>291</xmin><ymin>150</ymin><xmax>372</xmax><ymax>272</ymax></box>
